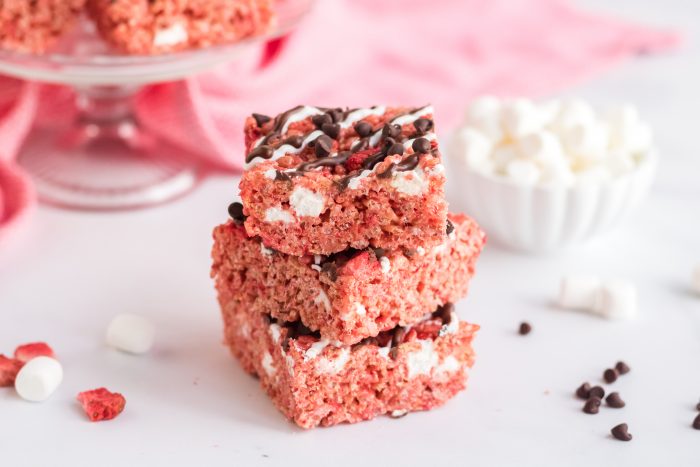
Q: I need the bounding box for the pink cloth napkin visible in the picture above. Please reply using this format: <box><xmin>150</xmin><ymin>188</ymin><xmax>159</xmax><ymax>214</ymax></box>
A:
<box><xmin>0</xmin><ymin>0</ymin><xmax>679</xmax><ymax>238</ymax></box>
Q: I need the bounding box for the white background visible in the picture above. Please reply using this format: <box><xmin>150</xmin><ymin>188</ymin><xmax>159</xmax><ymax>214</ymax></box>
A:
<box><xmin>1</xmin><ymin>1</ymin><xmax>698</xmax><ymax>465</ymax></box>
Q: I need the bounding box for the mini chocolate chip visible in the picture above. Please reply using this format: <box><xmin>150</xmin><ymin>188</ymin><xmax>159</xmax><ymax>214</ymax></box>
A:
<box><xmin>413</xmin><ymin>118</ymin><xmax>433</xmax><ymax>134</ymax></box>
<box><xmin>606</xmin><ymin>392</ymin><xmax>625</xmax><ymax>408</ymax></box>
<box><xmin>312</xmin><ymin>114</ymin><xmax>332</xmax><ymax>128</ymax></box>
<box><xmin>446</xmin><ymin>219</ymin><xmax>455</xmax><ymax>235</ymax></box>
<box><xmin>576</xmin><ymin>383</ymin><xmax>591</xmax><ymax>400</ymax></box>
<box><xmin>321</xmin><ymin>262</ymin><xmax>338</xmax><ymax>281</ymax></box>
<box><xmin>387</xmin><ymin>143</ymin><xmax>405</xmax><ymax>156</ymax></box>
<box><xmin>382</xmin><ymin>123</ymin><xmax>401</xmax><ymax>140</ymax></box>
<box><xmin>227</xmin><ymin>202</ymin><xmax>245</xmax><ymax>223</ymax></box>
<box><xmin>696</xmin><ymin>401</ymin><xmax>700</xmax><ymax>411</ymax></box>
<box><xmin>321</xmin><ymin>122</ymin><xmax>341</xmax><ymax>139</ymax></box>
<box><xmin>518</xmin><ymin>322</ymin><xmax>531</xmax><ymax>335</ymax></box>
<box><xmin>604</xmin><ymin>368</ymin><xmax>618</xmax><ymax>384</ymax></box>
<box><xmin>275</xmin><ymin>170</ymin><xmax>291</xmax><ymax>182</ymax></box>
<box><xmin>615</xmin><ymin>361</ymin><xmax>630</xmax><ymax>375</ymax></box>
<box><xmin>354</xmin><ymin>121</ymin><xmax>372</xmax><ymax>137</ymax></box>
<box><xmin>314</xmin><ymin>135</ymin><xmax>333</xmax><ymax>158</ymax></box>
<box><xmin>392</xmin><ymin>327</ymin><xmax>406</xmax><ymax>347</ymax></box>
<box><xmin>412</xmin><ymin>137</ymin><xmax>431</xmax><ymax>154</ymax></box>
<box><xmin>589</xmin><ymin>386</ymin><xmax>605</xmax><ymax>399</ymax></box>
<box><xmin>611</xmin><ymin>423</ymin><xmax>632</xmax><ymax>441</ymax></box>
<box><xmin>328</xmin><ymin>109</ymin><xmax>344</xmax><ymax>123</ymax></box>
<box><xmin>252</xmin><ymin>113</ymin><xmax>271</xmax><ymax>127</ymax></box>
<box><xmin>583</xmin><ymin>397</ymin><xmax>601</xmax><ymax>414</ymax></box>
<box><xmin>372</xmin><ymin>248</ymin><xmax>386</xmax><ymax>258</ymax></box>
<box><xmin>693</xmin><ymin>414</ymin><xmax>700</xmax><ymax>430</ymax></box>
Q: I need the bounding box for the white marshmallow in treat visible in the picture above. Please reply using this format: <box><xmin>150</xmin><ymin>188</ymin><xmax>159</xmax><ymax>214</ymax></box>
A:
<box><xmin>106</xmin><ymin>313</ymin><xmax>155</xmax><ymax>355</ymax></box>
<box><xmin>593</xmin><ymin>280</ymin><xmax>637</xmax><ymax>320</ymax></box>
<box><xmin>558</xmin><ymin>276</ymin><xmax>601</xmax><ymax>310</ymax></box>
<box><xmin>15</xmin><ymin>356</ymin><xmax>63</xmax><ymax>402</ymax></box>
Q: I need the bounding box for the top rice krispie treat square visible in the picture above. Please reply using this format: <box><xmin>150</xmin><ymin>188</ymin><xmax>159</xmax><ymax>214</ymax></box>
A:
<box><xmin>238</xmin><ymin>105</ymin><xmax>449</xmax><ymax>256</ymax></box>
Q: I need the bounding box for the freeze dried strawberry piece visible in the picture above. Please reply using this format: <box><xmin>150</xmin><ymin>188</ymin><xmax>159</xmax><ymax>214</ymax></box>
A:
<box><xmin>77</xmin><ymin>388</ymin><xmax>126</xmax><ymax>422</ymax></box>
<box><xmin>0</xmin><ymin>355</ymin><xmax>23</xmax><ymax>387</ymax></box>
<box><xmin>14</xmin><ymin>342</ymin><xmax>55</xmax><ymax>363</ymax></box>
<box><xmin>344</xmin><ymin>148</ymin><xmax>375</xmax><ymax>172</ymax></box>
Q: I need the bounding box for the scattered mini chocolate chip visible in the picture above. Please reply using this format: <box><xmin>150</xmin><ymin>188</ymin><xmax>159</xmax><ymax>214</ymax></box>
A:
<box><xmin>606</xmin><ymin>392</ymin><xmax>625</xmax><ymax>408</ymax></box>
<box><xmin>321</xmin><ymin>122</ymin><xmax>341</xmax><ymax>139</ymax></box>
<box><xmin>227</xmin><ymin>202</ymin><xmax>245</xmax><ymax>223</ymax></box>
<box><xmin>275</xmin><ymin>170</ymin><xmax>291</xmax><ymax>182</ymax></box>
<box><xmin>321</xmin><ymin>262</ymin><xmax>338</xmax><ymax>281</ymax></box>
<box><xmin>518</xmin><ymin>322</ymin><xmax>531</xmax><ymax>335</ymax></box>
<box><xmin>604</xmin><ymin>368</ymin><xmax>618</xmax><ymax>384</ymax></box>
<box><xmin>611</xmin><ymin>423</ymin><xmax>632</xmax><ymax>441</ymax></box>
<box><xmin>413</xmin><ymin>118</ymin><xmax>433</xmax><ymax>134</ymax></box>
<box><xmin>583</xmin><ymin>397</ymin><xmax>601</xmax><ymax>414</ymax></box>
<box><xmin>387</xmin><ymin>143</ymin><xmax>405</xmax><ymax>156</ymax></box>
<box><xmin>693</xmin><ymin>414</ymin><xmax>700</xmax><ymax>430</ymax></box>
<box><xmin>252</xmin><ymin>113</ymin><xmax>271</xmax><ymax>127</ymax></box>
<box><xmin>696</xmin><ymin>401</ymin><xmax>700</xmax><ymax>411</ymax></box>
<box><xmin>382</xmin><ymin>123</ymin><xmax>401</xmax><ymax>139</ymax></box>
<box><xmin>312</xmin><ymin>114</ymin><xmax>332</xmax><ymax>128</ymax></box>
<box><xmin>576</xmin><ymin>383</ymin><xmax>591</xmax><ymax>400</ymax></box>
<box><xmin>446</xmin><ymin>219</ymin><xmax>455</xmax><ymax>235</ymax></box>
<box><xmin>412</xmin><ymin>138</ymin><xmax>431</xmax><ymax>154</ymax></box>
<box><xmin>589</xmin><ymin>386</ymin><xmax>605</xmax><ymax>399</ymax></box>
<box><xmin>354</xmin><ymin>121</ymin><xmax>372</xmax><ymax>137</ymax></box>
<box><xmin>615</xmin><ymin>361</ymin><xmax>630</xmax><ymax>375</ymax></box>
<box><xmin>314</xmin><ymin>135</ymin><xmax>334</xmax><ymax>158</ymax></box>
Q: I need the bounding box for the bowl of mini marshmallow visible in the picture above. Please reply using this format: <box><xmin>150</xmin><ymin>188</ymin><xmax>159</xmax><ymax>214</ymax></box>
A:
<box><xmin>447</xmin><ymin>96</ymin><xmax>657</xmax><ymax>253</ymax></box>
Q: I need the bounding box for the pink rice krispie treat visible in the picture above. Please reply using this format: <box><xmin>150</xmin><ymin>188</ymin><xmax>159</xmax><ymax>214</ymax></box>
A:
<box><xmin>0</xmin><ymin>0</ymin><xmax>86</xmax><ymax>53</ymax></box>
<box><xmin>212</xmin><ymin>212</ymin><xmax>485</xmax><ymax>345</ymax></box>
<box><xmin>223</xmin><ymin>302</ymin><xmax>478</xmax><ymax>428</ymax></box>
<box><xmin>87</xmin><ymin>0</ymin><xmax>274</xmax><ymax>54</ymax></box>
<box><xmin>238</xmin><ymin>105</ymin><xmax>448</xmax><ymax>256</ymax></box>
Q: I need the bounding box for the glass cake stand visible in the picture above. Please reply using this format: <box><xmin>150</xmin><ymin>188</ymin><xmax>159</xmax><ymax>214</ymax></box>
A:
<box><xmin>0</xmin><ymin>0</ymin><xmax>314</xmax><ymax>210</ymax></box>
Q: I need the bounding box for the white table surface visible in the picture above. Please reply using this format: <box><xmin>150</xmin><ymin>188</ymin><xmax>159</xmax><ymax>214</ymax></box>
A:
<box><xmin>1</xmin><ymin>1</ymin><xmax>698</xmax><ymax>465</ymax></box>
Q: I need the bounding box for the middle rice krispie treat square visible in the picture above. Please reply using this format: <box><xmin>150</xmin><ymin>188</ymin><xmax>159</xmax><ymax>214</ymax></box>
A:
<box><xmin>212</xmin><ymin>213</ymin><xmax>485</xmax><ymax>345</ymax></box>
<box><xmin>239</xmin><ymin>105</ymin><xmax>449</xmax><ymax>256</ymax></box>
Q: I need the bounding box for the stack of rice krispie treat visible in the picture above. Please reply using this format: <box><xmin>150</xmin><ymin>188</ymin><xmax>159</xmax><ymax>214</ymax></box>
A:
<box><xmin>211</xmin><ymin>105</ymin><xmax>486</xmax><ymax>428</ymax></box>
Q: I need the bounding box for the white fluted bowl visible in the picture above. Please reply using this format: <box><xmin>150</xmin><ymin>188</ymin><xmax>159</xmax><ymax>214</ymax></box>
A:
<box><xmin>446</xmin><ymin>151</ymin><xmax>657</xmax><ymax>253</ymax></box>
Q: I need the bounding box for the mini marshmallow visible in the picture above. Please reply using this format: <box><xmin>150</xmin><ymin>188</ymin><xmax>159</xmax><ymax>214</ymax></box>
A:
<box><xmin>551</xmin><ymin>99</ymin><xmax>596</xmax><ymax>132</ymax></box>
<box><xmin>106</xmin><ymin>314</ymin><xmax>155</xmax><ymax>355</ymax></box>
<box><xmin>593</xmin><ymin>280</ymin><xmax>637</xmax><ymax>320</ymax></box>
<box><xmin>506</xmin><ymin>159</ymin><xmax>540</xmax><ymax>185</ymax></box>
<box><xmin>540</xmin><ymin>159</ymin><xmax>575</xmax><ymax>186</ymax></box>
<box><xmin>516</xmin><ymin>130</ymin><xmax>564</xmax><ymax>164</ymax></box>
<box><xmin>15</xmin><ymin>356</ymin><xmax>63</xmax><ymax>402</ymax></box>
<box><xmin>575</xmin><ymin>166</ymin><xmax>612</xmax><ymax>185</ymax></box>
<box><xmin>491</xmin><ymin>144</ymin><xmax>519</xmax><ymax>172</ymax></box>
<box><xmin>692</xmin><ymin>266</ymin><xmax>700</xmax><ymax>295</ymax></box>
<box><xmin>451</xmin><ymin>128</ymin><xmax>492</xmax><ymax>170</ymax></box>
<box><xmin>561</xmin><ymin>122</ymin><xmax>609</xmax><ymax>159</ymax></box>
<box><xmin>558</xmin><ymin>276</ymin><xmax>602</xmax><ymax>310</ymax></box>
<box><xmin>501</xmin><ymin>98</ymin><xmax>542</xmax><ymax>138</ymax></box>
<box><xmin>465</xmin><ymin>96</ymin><xmax>503</xmax><ymax>142</ymax></box>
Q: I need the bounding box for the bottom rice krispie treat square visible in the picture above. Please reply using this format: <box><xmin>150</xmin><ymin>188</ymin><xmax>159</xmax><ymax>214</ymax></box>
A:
<box><xmin>222</xmin><ymin>302</ymin><xmax>478</xmax><ymax>428</ymax></box>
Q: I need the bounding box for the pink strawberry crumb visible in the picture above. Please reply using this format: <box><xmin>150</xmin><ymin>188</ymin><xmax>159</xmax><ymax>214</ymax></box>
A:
<box><xmin>0</xmin><ymin>355</ymin><xmax>23</xmax><ymax>387</ymax></box>
<box><xmin>14</xmin><ymin>342</ymin><xmax>55</xmax><ymax>363</ymax></box>
<box><xmin>77</xmin><ymin>388</ymin><xmax>126</xmax><ymax>422</ymax></box>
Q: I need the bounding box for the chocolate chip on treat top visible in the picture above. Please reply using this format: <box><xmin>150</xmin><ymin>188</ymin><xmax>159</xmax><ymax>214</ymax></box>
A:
<box><xmin>604</xmin><ymin>368</ymin><xmax>618</xmax><ymax>384</ymax></box>
<box><xmin>382</xmin><ymin>123</ymin><xmax>402</xmax><ymax>139</ymax></box>
<box><xmin>576</xmin><ymin>383</ymin><xmax>592</xmax><ymax>400</ymax></box>
<box><xmin>314</xmin><ymin>135</ymin><xmax>334</xmax><ymax>158</ymax></box>
<box><xmin>693</xmin><ymin>414</ymin><xmax>700</xmax><ymax>430</ymax></box>
<box><xmin>518</xmin><ymin>322</ymin><xmax>532</xmax><ymax>335</ymax></box>
<box><xmin>354</xmin><ymin>121</ymin><xmax>372</xmax><ymax>137</ymax></box>
<box><xmin>413</xmin><ymin>117</ymin><xmax>433</xmax><ymax>134</ymax></box>
<box><xmin>387</xmin><ymin>143</ymin><xmax>405</xmax><ymax>156</ymax></box>
<box><xmin>252</xmin><ymin>113</ymin><xmax>271</xmax><ymax>127</ymax></box>
<box><xmin>589</xmin><ymin>386</ymin><xmax>605</xmax><ymax>399</ymax></box>
<box><xmin>228</xmin><ymin>202</ymin><xmax>245</xmax><ymax>223</ymax></box>
<box><xmin>412</xmin><ymin>137</ymin><xmax>431</xmax><ymax>154</ymax></box>
<box><xmin>312</xmin><ymin>113</ymin><xmax>332</xmax><ymax>129</ymax></box>
<box><xmin>615</xmin><ymin>361</ymin><xmax>631</xmax><ymax>375</ymax></box>
<box><xmin>583</xmin><ymin>397</ymin><xmax>601</xmax><ymax>414</ymax></box>
<box><xmin>606</xmin><ymin>392</ymin><xmax>626</xmax><ymax>408</ymax></box>
<box><xmin>611</xmin><ymin>423</ymin><xmax>632</xmax><ymax>441</ymax></box>
<box><xmin>321</xmin><ymin>122</ymin><xmax>341</xmax><ymax>139</ymax></box>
